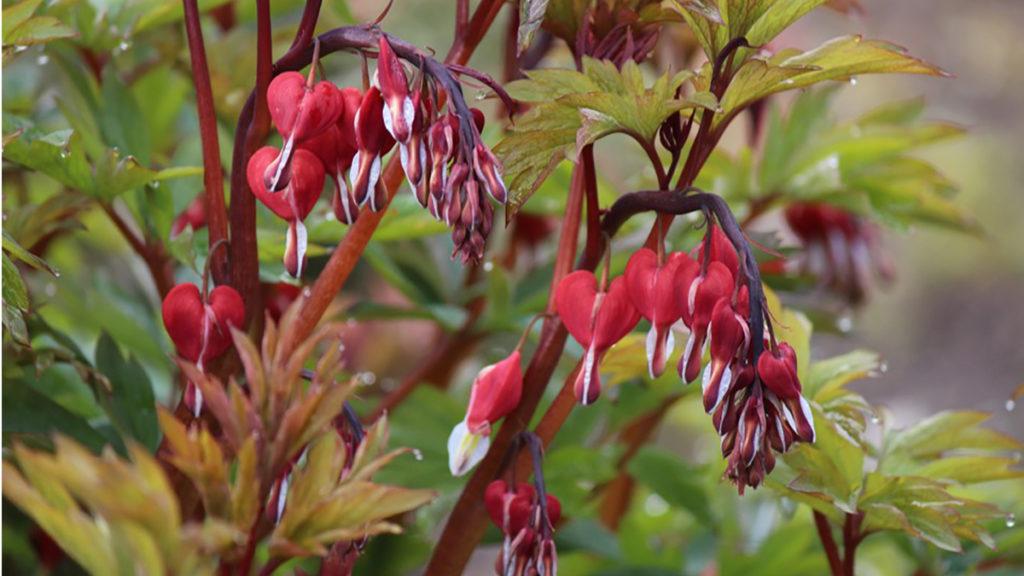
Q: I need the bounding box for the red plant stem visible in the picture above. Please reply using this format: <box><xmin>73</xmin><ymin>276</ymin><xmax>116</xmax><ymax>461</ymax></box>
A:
<box><xmin>842</xmin><ymin>512</ymin><xmax>863</xmax><ymax>576</ymax></box>
<box><xmin>815</xmin><ymin>511</ymin><xmax>844</xmax><ymax>576</ymax></box>
<box><xmin>226</xmin><ymin>0</ymin><xmax>274</xmax><ymax>328</ymax></box>
<box><xmin>182</xmin><ymin>0</ymin><xmax>229</xmax><ymax>284</ymax></box>
<box><xmin>545</xmin><ymin>147</ymin><xmax>588</xmax><ymax>313</ymax></box>
<box><xmin>424</xmin><ymin>144</ymin><xmax>600</xmax><ymax>576</ymax></box>
<box><xmin>101</xmin><ymin>203</ymin><xmax>175</xmax><ymax>298</ymax></box>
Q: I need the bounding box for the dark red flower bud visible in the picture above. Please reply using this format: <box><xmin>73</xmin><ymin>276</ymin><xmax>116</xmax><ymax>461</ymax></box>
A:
<box><xmin>350</xmin><ymin>87</ymin><xmax>396</xmax><ymax>211</ymax></box>
<box><xmin>757</xmin><ymin>343</ymin><xmax>801</xmax><ymax>399</ymax></box>
<box><xmin>737</xmin><ymin>395</ymin><xmax>766</xmax><ymax>469</ymax></box>
<box><xmin>171</xmin><ymin>196</ymin><xmax>206</xmax><ymax>236</ymax></box>
<box><xmin>679</xmin><ymin>262</ymin><xmax>734</xmax><ymax>383</ymax></box>
<box><xmin>376</xmin><ymin>36</ymin><xmax>414</xmax><ymax>144</ymax></box>
<box><xmin>401</xmin><ymin>92</ymin><xmax>429</xmax><ymax>193</ymax></box>
<box><xmin>262</xmin><ymin>282</ymin><xmax>302</xmax><ymax>322</ymax></box>
<box><xmin>624</xmin><ymin>248</ymin><xmax>698</xmax><ymax>378</ymax></box>
<box><xmin>694</xmin><ymin>224</ymin><xmax>740</xmax><ymax>279</ymax></box>
<box><xmin>555</xmin><ymin>271</ymin><xmax>640</xmax><ymax>405</ymax></box>
<box><xmin>473</xmin><ymin>142</ymin><xmax>507</xmax><ymax>204</ymax></box>
<box><xmin>703</xmin><ymin>298</ymin><xmax>749</xmax><ymax>412</ymax></box>
<box><xmin>444</xmin><ymin>162</ymin><xmax>470</xmax><ymax>226</ymax></box>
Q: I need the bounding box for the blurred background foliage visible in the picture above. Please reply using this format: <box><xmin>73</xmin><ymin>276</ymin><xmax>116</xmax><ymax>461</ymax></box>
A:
<box><xmin>2</xmin><ymin>0</ymin><xmax>1022</xmax><ymax>575</ymax></box>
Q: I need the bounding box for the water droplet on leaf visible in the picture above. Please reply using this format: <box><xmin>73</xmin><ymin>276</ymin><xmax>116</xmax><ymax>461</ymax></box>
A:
<box><xmin>1007</xmin><ymin>399</ymin><xmax>1016</xmax><ymax>412</ymax></box>
<box><xmin>1007</xmin><ymin>513</ymin><xmax>1016</xmax><ymax>528</ymax></box>
<box><xmin>36</xmin><ymin>54</ymin><xmax>49</xmax><ymax>65</ymax></box>
<box><xmin>411</xmin><ymin>448</ymin><xmax>424</xmax><ymax>461</ymax></box>
<box><xmin>357</xmin><ymin>371</ymin><xmax>376</xmax><ymax>386</ymax></box>
<box><xmin>849</xmin><ymin>77</ymin><xmax>858</xmax><ymax>86</ymax></box>
<box><xmin>483</xmin><ymin>260</ymin><xmax>494</xmax><ymax>272</ymax></box>
<box><xmin>836</xmin><ymin>314</ymin><xmax>853</xmax><ymax>333</ymax></box>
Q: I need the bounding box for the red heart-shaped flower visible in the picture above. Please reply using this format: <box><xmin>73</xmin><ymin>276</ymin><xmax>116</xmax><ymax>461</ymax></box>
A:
<box><xmin>267</xmin><ymin>71</ymin><xmax>344</xmax><ymax>143</ymax></box>
<box><xmin>247</xmin><ymin>146</ymin><xmax>325</xmax><ymax>222</ymax></box>
<box><xmin>161</xmin><ymin>283</ymin><xmax>245</xmax><ymax>365</ymax></box>
<box><xmin>625</xmin><ymin>248</ymin><xmax>698</xmax><ymax>377</ymax></box>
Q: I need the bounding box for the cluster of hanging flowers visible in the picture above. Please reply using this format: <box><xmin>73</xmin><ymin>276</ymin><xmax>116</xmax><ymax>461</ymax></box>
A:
<box><xmin>552</xmin><ymin>220</ymin><xmax>816</xmax><ymax>492</ymax></box>
<box><xmin>484</xmin><ymin>433</ymin><xmax>560</xmax><ymax>576</ymax></box>
<box><xmin>247</xmin><ymin>36</ymin><xmax>507</xmax><ymax>276</ymax></box>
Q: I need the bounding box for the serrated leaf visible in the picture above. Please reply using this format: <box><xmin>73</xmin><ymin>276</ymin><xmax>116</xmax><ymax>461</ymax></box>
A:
<box><xmin>3</xmin><ymin>230</ymin><xmax>57</xmax><ymax>275</ymax></box>
<box><xmin>744</xmin><ymin>0</ymin><xmax>829</xmax><ymax>46</ymax></box>
<box><xmin>498</xmin><ymin>59</ymin><xmax>704</xmax><ymax>218</ymax></box>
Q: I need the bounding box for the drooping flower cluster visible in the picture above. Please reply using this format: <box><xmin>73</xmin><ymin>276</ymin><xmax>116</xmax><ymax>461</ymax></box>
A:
<box><xmin>553</xmin><ymin>220</ymin><xmax>817</xmax><ymax>491</ymax></box>
<box><xmin>782</xmin><ymin>201</ymin><xmax>893</xmax><ymax>304</ymax></box>
<box><xmin>247</xmin><ymin>36</ymin><xmax>507</xmax><ymax>275</ymax></box>
<box><xmin>485</xmin><ymin>479</ymin><xmax>560</xmax><ymax>576</ymax></box>
<box><xmin>161</xmin><ymin>282</ymin><xmax>244</xmax><ymax>416</ymax></box>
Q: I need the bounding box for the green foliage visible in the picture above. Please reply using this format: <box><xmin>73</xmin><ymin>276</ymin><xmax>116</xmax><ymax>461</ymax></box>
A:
<box><xmin>497</xmin><ymin>58</ymin><xmax>715</xmax><ymax>217</ymax></box>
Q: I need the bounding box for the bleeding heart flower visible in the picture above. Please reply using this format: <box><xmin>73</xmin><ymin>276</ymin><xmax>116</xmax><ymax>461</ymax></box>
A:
<box><xmin>693</xmin><ymin>224</ymin><xmax>740</xmax><ymax>279</ymax></box>
<box><xmin>350</xmin><ymin>87</ymin><xmax>396</xmax><ymax>212</ymax></box>
<box><xmin>266</xmin><ymin>71</ymin><xmax>343</xmax><ymax>191</ymax></box>
<box><xmin>247</xmin><ymin>146</ymin><xmax>325</xmax><ymax>277</ymax></box>
<box><xmin>376</xmin><ymin>36</ymin><xmax>415</xmax><ymax>144</ymax></box>
<box><xmin>555</xmin><ymin>271</ymin><xmax>640</xmax><ymax>405</ymax></box>
<box><xmin>702</xmin><ymin>297</ymin><xmax>749</xmax><ymax>412</ymax></box>
<box><xmin>161</xmin><ymin>283</ymin><xmax>245</xmax><ymax>416</ymax></box>
<box><xmin>757</xmin><ymin>342</ymin><xmax>800</xmax><ymax>399</ymax></box>
<box><xmin>624</xmin><ymin>248</ymin><xmax>698</xmax><ymax>378</ymax></box>
<box><xmin>448</xmin><ymin>351</ymin><xmax>523</xmax><ymax>476</ymax></box>
<box><xmin>679</xmin><ymin>261</ymin><xmax>734</xmax><ymax>383</ymax></box>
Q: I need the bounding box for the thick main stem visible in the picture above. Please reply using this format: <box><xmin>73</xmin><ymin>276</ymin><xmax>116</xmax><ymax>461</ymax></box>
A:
<box><xmin>182</xmin><ymin>0</ymin><xmax>229</xmax><ymax>284</ymax></box>
<box><xmin>815</xmin><ymin>511</ymin><xmax>844</xmax><ymax>576</ymax></box>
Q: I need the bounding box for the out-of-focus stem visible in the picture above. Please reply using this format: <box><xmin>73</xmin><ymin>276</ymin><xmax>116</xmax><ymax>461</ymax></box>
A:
<box><xmin>182</xmin><ymin>0</ymin><xmax>229</xmax><ymax>284</ymax></box>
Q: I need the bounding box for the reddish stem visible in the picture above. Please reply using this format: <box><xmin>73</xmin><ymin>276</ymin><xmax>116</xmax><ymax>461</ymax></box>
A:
<box><xmin>815</xmin><ymin>511</ymin><xmax>844</xmax><ymax>576</ymax></box>
<box><xmin>101</xmin><ymin>203</ymin><xmax>175</xmax><ymax>298</ymax></box>
<box><xmin>182</xmin><ymin>0</ymin><xmax>229</xmax><ymax>285</ymax></box>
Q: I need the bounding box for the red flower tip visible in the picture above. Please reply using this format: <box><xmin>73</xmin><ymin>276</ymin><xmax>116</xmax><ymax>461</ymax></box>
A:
<box><xmin>473</xmin><ymin>142</ymin><xmax>507</xmax><ymax>204</ymax></box>
<box><xmin>702</xmin><ymin>298</ymin><xmax>749</xmax><ymax>412</ymax></box>
<box><xmin>625</xmin><ymin>249</ymin><xmax>697</xmax><ymax>378</ymax></box>
<box><xmin>694</xmin><ymin>225</ymin><xmax>740</xmax><ymax>279</ymax></box>
<box><xmin>679</xmin><ymin>261</ymin><xmax>735</xmax><ymax>383</ymax></box>
<box><xmin>376</xmin><ymin>36</ymin><xmax>414</xmax><ymax>144</ymax></box>
<box><xmin>757</xmin><ymin>343</ymin><xmax>801</xmax><ymax>399</ymax></box>
<box><xmin>267</xmin><ymin>72</ymin><xmax>344</xmax><ymax>144</ymax></box>
<box><xmin>465</xmin><ymin>350</ymin><xmax>523</xmax><ymax>434</ymax></box>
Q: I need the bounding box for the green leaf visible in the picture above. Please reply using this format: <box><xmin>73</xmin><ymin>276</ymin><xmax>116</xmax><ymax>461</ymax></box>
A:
<box><xmin>3</xmin><ymin>230</ymin><xmax>57</xmax><ymax>275</ymax></box>
<box><xmin>497</xmin><ymin>60</ymin><xmax>707</xmax><ymax>218</ymax></box>
<box><xmin>3</xmin><ymin>0</ymin><xmax>42</xmax><ymax>39</ymax></box>
<box><xmin>803</xmin><ymin>349</ymin><xmax>880</xmax><ymax>401</ymax></box>
<box><xmin>93</xmin><ymin>332</ymin><xmax>160</xmax><ymax>452</ymax></box>
<box><xmin>2</xmin><ymin>381</ymin><xmax>109</xmax><ymax>453</ymax></box>
<box><xmin>743</xmin><ymin>0</ymin><xmax>828</xmax><ymax>47</ymax></box>
<box><xmin>2</xmin><ymin>253</ymin><xmax>30</xmax><ymax>311</ymax></box>
<box><xmin>517</xmin><ymin>0</ymin><xmax>550</xmax><ymax>55</ymax></box>
<box><xmin>627</xmin><ymin>447</ymin><xmax>714</xmax><ymax>525</ymax></box>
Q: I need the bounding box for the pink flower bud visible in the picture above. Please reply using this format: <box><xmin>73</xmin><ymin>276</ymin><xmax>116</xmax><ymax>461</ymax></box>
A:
<box><xmin>376</xmin><ymin>36</ymin><xmax>414</xmax><ymax>144</ymax></box>
<box><xmin>465</xmin><ymin>351</ymin><xmax>523</xmax><ymax>435</ymax></box>
<box><xmin>624</xmin><ymin>248</ymin><xmax>698</xmax><ymax>378</ymax></box>
<box><xmin>473</xmin><ymin>142</ymin><xmax>507</xmax><ymax>204</ymax></box>
<box><xmin>267</xmin><ymin>72</ymin><xmax>344</xmax><ymax>143</ymax></box>
<box><xmin>702</xmin><ymin>298</ymin><xmax>750</xmax><ymax>412</ymax></box>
